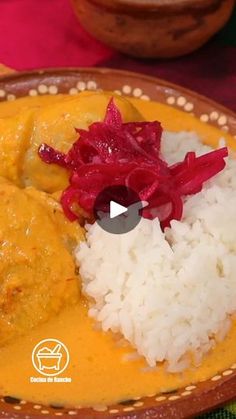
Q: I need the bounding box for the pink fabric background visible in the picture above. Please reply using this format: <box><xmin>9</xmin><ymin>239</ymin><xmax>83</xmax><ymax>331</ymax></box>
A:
<box><xmin>0</xmin><ymin>0</ymin><xmax>235</xmax><ymax>111</ymax></box>
<box><xmin>0</xmin><ymin>0</ymin><xmax>113</xmax><ymax>68</ymax></box>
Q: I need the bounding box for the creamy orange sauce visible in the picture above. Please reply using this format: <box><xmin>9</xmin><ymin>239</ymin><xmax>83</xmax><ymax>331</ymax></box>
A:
<box><xmin>0</xmin><ymin>94</ymin><xmax>235</xmax><ymax>408</ymax></box>
<box><xmin>0</xmin><ymin>302</ymin><xmax>236</xmax><ymax>407</ymax></box>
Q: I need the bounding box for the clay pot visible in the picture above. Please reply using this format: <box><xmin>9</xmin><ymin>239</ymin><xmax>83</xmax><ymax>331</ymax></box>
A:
<box><xmin>71</xmin><ymin>0</ymin><xmax>235</xmax><ymax>58</ymax></box>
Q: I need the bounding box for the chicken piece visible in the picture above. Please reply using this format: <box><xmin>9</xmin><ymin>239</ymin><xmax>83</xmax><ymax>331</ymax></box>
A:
<box><xmin>0</xmin><ymin>110</ymin><xmax>34</xmax><ymax>186</ymax></box>
<box><xmin>0</xmin><ymin>95</ymin><xmax>75</xmax><ymax>185</ymax></box>
<box><xmin>22</xmin><ymin>92</ymin><xmax>143</xmax><ymax>192</ymax></box>
<box><xmin>0</xmin><ymin>178</ymin><xmax>83</xmax><ymax>346</ymax></box>
<box><xmin>25</xmin><ymin>187</ymin><xmax>84</xmax><ymax>254</ymax></box>
<box><xmin>0</xmin><ymin>92</ymin><xmax>143</xmax><ymax>192</ymax></box>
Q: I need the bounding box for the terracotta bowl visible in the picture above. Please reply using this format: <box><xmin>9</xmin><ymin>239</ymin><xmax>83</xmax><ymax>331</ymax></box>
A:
<box><xmin>71</xmin><ymin>0</ymin><xmax>235</xmax><ymax>58</ymax></box>
<box><xmin>0</xmin><ymin>67</ymin><xmax>236</xmax><ymax>418</ymax></box>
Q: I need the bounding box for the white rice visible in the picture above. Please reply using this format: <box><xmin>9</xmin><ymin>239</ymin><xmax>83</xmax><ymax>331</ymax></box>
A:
<box><xmin>75</xmin><ymin>131</ymin><xmax>236</xmax><ymax>372</ymax></box>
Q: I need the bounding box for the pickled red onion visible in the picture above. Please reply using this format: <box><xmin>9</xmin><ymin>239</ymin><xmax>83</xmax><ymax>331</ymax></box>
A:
<box><xmin>38</xmin><ymin>99</ymin><xmax>228</xmax><ymax>229</ymax></box>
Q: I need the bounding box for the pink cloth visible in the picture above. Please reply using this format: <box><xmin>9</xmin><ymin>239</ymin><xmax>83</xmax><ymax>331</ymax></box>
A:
<box><xmin>0</xmin><ymin>0</ymin><xmax>112</xmax><ymax>69</ymax></box>
<box><xmin>0</xmin><ymin>0</ymin><xmax>235</xmax><ymax>111</ymax></box>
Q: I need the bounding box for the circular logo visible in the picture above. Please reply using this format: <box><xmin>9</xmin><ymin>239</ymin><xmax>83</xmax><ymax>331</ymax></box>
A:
<box><xmin>94</xmin><ymin>185</ymin><xmax>144</xmax><ymax>235</ymax></box>
<box><xmin>32</xmin><ymin>338</ymin><xmax>70</xmax><ymax>377</ymax></box>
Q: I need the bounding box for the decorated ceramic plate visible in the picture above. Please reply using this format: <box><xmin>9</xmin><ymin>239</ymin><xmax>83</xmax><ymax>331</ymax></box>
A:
<box><xmin>0</xmin><ymin>67</ymin><xmax>236</xmax><ymax>419</ymax></box>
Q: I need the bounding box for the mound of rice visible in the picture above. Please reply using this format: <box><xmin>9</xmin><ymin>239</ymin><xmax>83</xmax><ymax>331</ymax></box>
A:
<box><xmin>75</xmin><ymin>131</ymin><xmax>236</xmax><ymax>372</ymax></box>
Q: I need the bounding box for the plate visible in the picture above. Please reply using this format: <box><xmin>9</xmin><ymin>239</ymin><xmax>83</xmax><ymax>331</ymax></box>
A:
<box><xmin>0</xmin><ymin>67</ymin><xmax>236</xmax><ymax>419</ymax></box>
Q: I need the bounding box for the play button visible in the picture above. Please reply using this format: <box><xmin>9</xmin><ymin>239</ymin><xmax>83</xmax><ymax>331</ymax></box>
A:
<box><xmin>93</xmin><ymin>185</ymin><xmax>144</xmax><ymax>235</ymax></box>
<box><xmin>110</xmin><ymin>201</ymin><xmax>127</xmax><ymax>219</ymax></box>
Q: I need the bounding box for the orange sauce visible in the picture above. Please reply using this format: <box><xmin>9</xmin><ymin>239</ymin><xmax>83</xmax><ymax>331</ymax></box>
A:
<box><xmin>0</xmin><ymin>301</ymin><xmax>235</xmax><ymax>408</ymax></box>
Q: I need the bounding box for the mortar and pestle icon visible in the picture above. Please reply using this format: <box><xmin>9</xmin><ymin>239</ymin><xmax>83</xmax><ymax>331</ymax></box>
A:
<box><xmin>36</xmin><ymin>343</ymin><xmax>62</xmax><ymax>371</ymax></box>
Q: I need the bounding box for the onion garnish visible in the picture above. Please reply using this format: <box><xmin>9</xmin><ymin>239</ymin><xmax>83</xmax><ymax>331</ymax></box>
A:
<box><xmin>38</xmin><ymin>99</ymin><xmax>228</xmax><ymax>229</ymax></box>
